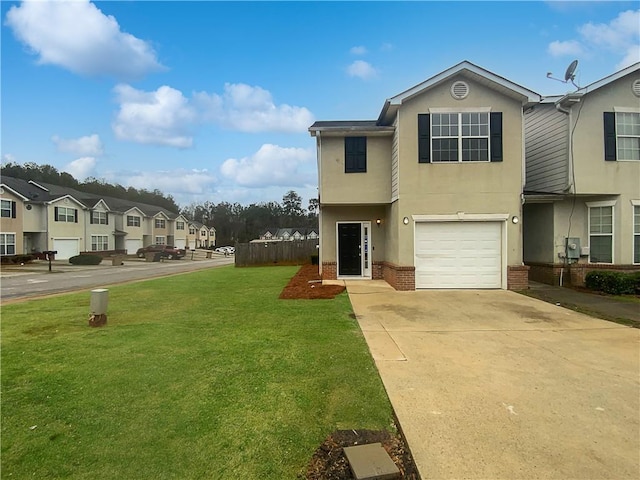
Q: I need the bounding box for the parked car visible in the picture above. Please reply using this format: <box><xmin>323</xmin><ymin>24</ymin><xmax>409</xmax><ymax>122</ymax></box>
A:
<box><xmin>215</xmin><ymin>246</ymin><xmax>235</xmax><ymax>255</ymax></box>
<box><xmin>136</xmin><ymin>245</ymin><xmax>185</xmax><ymax>260</ymax></box>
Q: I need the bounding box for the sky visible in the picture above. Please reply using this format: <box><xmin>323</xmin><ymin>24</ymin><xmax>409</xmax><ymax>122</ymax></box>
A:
<box><xmin>2</xmin><ymin>1</ymin><xmax>639</xmax><ymax>210</ymax></box>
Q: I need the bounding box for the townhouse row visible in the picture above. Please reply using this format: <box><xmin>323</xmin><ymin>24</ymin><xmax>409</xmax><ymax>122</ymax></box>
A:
<box><xmin>309</xmin><ymin>60</ymin><xmax>640</xmax><ymax>290</ymax></box>
<box><xmin>0</xmin><ymin>177</ymin><xmax>216</xmax><ymax>259</ymax></box>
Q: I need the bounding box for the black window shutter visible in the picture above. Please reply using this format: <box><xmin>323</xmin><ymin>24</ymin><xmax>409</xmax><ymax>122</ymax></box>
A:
<box><xmin>418</xmin><ymin>114</ymin><xmax>430</xmax><ymax>163</ymax></box>
<box><xmin>490</xmin><ymin>112</ymin><xmax>503</xmax><ymax>162</ymax></box>
<box><xmin>90</xmin><ymin>212</ymin><xmax>94</xmax><ymax>224</ymax></box>
<box><xmin>345</xmin><ymin>137</ymin><xmax>367</xmax><ymax>173</ymax></box>
<box><xmin>74</xmin><ymin>209</ymin><xmax>78</xmax><ymax>223</ymax></box>
<box><xmin>54</xmin><ymin>206</ymin><xmax>59</xmax><ymax>221</ymax></box>
<box><xmin>106</xmin><ymin>213</ymin><xmax>109</xmax><ymax>225</ymax></box>
<box><xmin>603</xmin><ymin>112</ymin><xmax>616</xmax><ymax>161</ymax></box>
<box><xmin>11</xmin><ymin>201</ymin><xmax>16</xmax><ymax>218</ymax></box>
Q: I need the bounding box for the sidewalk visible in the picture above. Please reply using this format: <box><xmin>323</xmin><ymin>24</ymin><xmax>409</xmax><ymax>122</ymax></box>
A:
<box><xmin>523</xmin><ymin>281</ymin><xmax>639</xmax><ymax>326</ymax></box>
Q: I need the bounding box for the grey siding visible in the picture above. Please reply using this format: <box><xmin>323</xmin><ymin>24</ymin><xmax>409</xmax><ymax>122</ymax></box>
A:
<box><xmin>523</xmin><ymin>202</ymin><xmax>555</xmax><ymax>263</ymax></box>
<box><xmin>524</xmin><ymin>104</ymin><xmax>569</xmax><ymax>193</ymax></box>
<box><xmin>391</xmin><ymin>116</ymin><xmax>399</xmax><ymax>201</ymax></box>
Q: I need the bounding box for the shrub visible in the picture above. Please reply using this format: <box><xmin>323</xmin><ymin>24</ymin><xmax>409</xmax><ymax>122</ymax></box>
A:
<box><xmin>310</xmin><ymin>254</ymin><xmax>319</xmax><ymax>265</ymax></box>
<box><xmin>0</xmin><ymin>255</ymin><xmax>35</xmax><ymax>265</ymax></box>
<box><xmin>69</xmin><ymin>254</ymin><xmax>103</xmax><ymax>266</ymax></box>
<box><xmin>585</xmin><ymin>270</ymin><xmax>640</xmax><ymax>295</ymax></box>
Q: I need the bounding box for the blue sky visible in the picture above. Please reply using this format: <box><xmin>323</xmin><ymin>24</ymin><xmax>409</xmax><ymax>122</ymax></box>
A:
<box><xmin>2</xmin><ymin>1</ymin><xmax>639</xmax><ymax>210</ymax></box>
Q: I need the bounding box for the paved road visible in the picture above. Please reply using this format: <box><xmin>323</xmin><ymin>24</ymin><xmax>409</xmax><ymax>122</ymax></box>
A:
<box><xmin>1</xmin><ymin>256</ymin><xmax>234</xmax><ymax>303</ymax></box>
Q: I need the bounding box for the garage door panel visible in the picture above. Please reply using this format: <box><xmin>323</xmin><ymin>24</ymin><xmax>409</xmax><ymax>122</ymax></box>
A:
<box><xmin>125</xmin><ymin>239</ymin><xmax>143</xmax><ymax>255</ymax></box>
<box><xmin>415</xmin><ymin>222</ymin><xmax>502</xmax><ymax>289</ymax></box>
<box><xmin>52</xmin><ymin>239</ymin><xmax>80</xmax><ymax>260</ymax></box>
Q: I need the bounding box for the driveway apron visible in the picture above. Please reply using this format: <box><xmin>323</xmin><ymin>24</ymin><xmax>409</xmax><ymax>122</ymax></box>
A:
<box><xmin>346</xmin><ymin>281</ymin><xmax>640</xmax><ymax>480</ymax></box>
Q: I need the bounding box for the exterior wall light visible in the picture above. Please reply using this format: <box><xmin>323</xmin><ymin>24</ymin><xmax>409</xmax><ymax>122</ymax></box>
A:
<box><xmin>403</xmin><ymin>217</ymin><xmax>409</xmax><ymax>225</ymax></box>
<box><xmin>512</xmin><ymin>216</ymin><xmax>519</xmax><ymax>224</ymax></box>
<box><xmin>376</xmin><ymin>218</ymin><xmax>382</xmax><ymax>226</ymax></box>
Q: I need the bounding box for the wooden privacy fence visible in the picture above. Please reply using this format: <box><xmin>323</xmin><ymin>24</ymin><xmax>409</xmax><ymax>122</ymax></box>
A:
<box><xmin>235</xmin><ymin>240</ymin><xmax>319</xmax><ymax>266</ymax></box>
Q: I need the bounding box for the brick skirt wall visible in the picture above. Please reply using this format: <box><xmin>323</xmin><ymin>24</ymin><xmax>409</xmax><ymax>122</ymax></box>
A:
<box><xmin>382</xmin><ymin>262</ymin><xmax>415</xmax><ymax>291</ymax></box>
<box><xmin>321</xmin><ymin>262</ymin><xmax>337</xmax><ymax>280</ymax></box>
<box><xmin>507</xmin><ymin>265</ymin><xmax>530</xmax><ymax>290</ymax></box>
<box><xmin>526</xmin><ymin>262</ymin><xmax>640</xmax><ymax>287</ymax></box>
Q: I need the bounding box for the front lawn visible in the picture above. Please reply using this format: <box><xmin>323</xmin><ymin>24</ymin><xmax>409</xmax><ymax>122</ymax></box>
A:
<box><xmin>1</xmin><ymin>266</ymin><xmax>393</xmax><ymax>479</ymax></box>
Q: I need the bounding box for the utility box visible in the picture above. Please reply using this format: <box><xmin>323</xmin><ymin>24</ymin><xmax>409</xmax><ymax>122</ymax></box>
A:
<box><xmin>565</xmin><ymin>237</ymin><xmax>581</xmax><ymax>260</ymax></box>
<box><xmin>89</xmin><ymin>288</ymin><xmax>108</xmax><ymax>327</ymax></box>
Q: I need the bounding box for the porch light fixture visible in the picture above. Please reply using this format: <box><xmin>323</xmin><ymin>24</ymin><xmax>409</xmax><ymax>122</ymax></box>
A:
<box><xmin>376</xmin><ymin>218</ymin><xmax>382</xmax><ymax>226</ymax></box>
<box><xmin>512</xmin><ymin>216</ymin><xmax>519</xmax><ymax>224</ymax></box>
<box><xmin>403</xmin><ymin>217</ymin><xmax>409</xmax><ymax>225</ymax></box>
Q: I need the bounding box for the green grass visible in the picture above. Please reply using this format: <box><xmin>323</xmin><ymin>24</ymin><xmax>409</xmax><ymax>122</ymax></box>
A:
<box><xmin>1</xmin><ymin>266</ymin><xmax>394</xmax><ymax>479</ymax></box>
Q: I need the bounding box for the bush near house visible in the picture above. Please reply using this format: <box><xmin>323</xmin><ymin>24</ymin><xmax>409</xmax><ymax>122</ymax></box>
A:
<box><xmin>68</xmin><ymin>254</ymin><xmax>103</xmax><ymax>265</ymax></box>
<box><xmin>0</xmin><ymin>255</ymin><xmax>34</xmax><ymax>265</ymax></box>
<box><xmin>585</xmin><ymin>270</ymin><xmax>640</xmax><ymax>295</ymax></box>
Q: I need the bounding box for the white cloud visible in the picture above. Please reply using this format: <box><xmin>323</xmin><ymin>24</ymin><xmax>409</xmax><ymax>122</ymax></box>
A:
<box><xmin>52</xmin><ymin>134</ymin><xmax>104</xmax><ymax>156</ymax></box>
<box><xmin>2</xmin><ymin>153</ymin><xmax>17</xmax><ymax>164</ymax></box>
<box><xmin>220</xmin><ymin>144</ymin><xmax>314</xmax><ymax>188</ymax></box>
<box><xmin>350</xmin><ymin>46</ymin><xmax>367</xmax><ymax>55</ymax></box>
<box><xmin>194</xmin><ymin>83</ymin><xmax>314</xmax><ymax>133</ymax></box>
<box><xmin>347</xmin><ymin>60</ymin><xmax>377</xmax><ymax>80</ymax></box>
<box><xmin>112</xmin><ymin>84</ymin><xmax>196</xmax><ymax>148</ymax></box>
<box><xmin>118</xmin><ymin>169</ymin><xmax>217</xmax><ymax>196</ymax></box>
<box><xmin>548</xmin><ymin>40</ymin><xmax>584</xmax><ymax>57</ymax></box>
<box><xmin>5</xmin><ymin>0</ymin><xmax>164</xmax><ymax>80</ymax></box>
<box><xmin>63</xmin><ymin>157</ymin><xmax>98</xmax><ymax>180</ymax></box>
<box><xmin>548</xmin><ymin>9</ymin><xmax>639</xmax><ymax>68</ymax></box>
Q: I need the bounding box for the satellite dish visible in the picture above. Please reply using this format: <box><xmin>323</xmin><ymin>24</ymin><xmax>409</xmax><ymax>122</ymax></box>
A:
<box><xmin>546</xmin><ymin>59</ymin><xmax>580</xmax><ymax>89</ymax></box>
<box><xmin>564</xmin><ymin>60</ymin><xmax>578</xmax><ymax>82</ymax></box>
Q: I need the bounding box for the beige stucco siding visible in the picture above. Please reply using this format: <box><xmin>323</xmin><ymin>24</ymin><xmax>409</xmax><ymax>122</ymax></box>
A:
<box><xmin>47</xmin><ymin>199</ymin><xmax>85</xmax><ymax>250</ymax></box>
<box><xmin>85</xmin><ymin>206</ymin><xmax>113</xmax><ymax>251</ymax></box>
<box><xmin>392</xmin><ymin>76</ymin><xmax>525</xmax><ymax>266</ymax></box>
<box><xmin>0</xmin><ymin>192</ymin><xmax>24</xmax><ymax>254</ymax></box>
<box><xmin>571</xmin><ymin>74</ymin><xmax>640</xmax><ymax>196</ymax></box>
<box><xmin>523</xmin><ymin>203</ymin><xmax>555</xmax><ymax>263</ymax></box>
<box><xmin>319</xmin><ymin>135</ymin><xmax>392</xmax><ymax>204</ymax></box>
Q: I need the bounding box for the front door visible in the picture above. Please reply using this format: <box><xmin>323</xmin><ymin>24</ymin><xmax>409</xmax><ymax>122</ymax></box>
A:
<box><xmin>338</xmin><ymin>223</ymin><xmax>362</xmax><ymax>276</ymax></box>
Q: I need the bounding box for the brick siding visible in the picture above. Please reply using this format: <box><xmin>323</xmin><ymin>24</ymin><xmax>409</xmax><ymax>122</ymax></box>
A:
<box><xmin>382</xmin><ymin>262</ymin><xmax>415</xmax><ymax>291</ymax></box>
<box><xmin>526</xmin><ymin>262</ymin><xmax>640</xmax><ymax>287</ymax></box>
<box><xmin>507</xmin><ymin>265</ymin><xmax>530</xmax><ymax>290</ymax></box>
<box><xmin>321</xmin><ymin>262</ymin><xmax>337</xmax><ymax>280</ymax></box>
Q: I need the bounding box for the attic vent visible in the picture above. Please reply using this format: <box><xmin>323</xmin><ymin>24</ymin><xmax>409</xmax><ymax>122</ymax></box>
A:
<box><xmin>632</xmin><ymin>79</ymin><xmax>640</xmax><ymax>98</ymax></box>
<box><xmin>451</xmin><ymin>81</ymin><xmax>469</xmax><ymax>100</ymax></box>
<box><xmin>0</xmin><ymin>187</ymin><xmax>4</xmax><ymax>194</ymax></box>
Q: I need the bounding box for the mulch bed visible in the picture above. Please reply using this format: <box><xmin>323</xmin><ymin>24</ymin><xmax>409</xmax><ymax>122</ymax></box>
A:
<box><xmin>281</xmin><ymin>265</ymin><xmax>420</xmax><ymax>479</ymax></box>
<box><xmin>279</xmin><ymin>264</ymin><xmax>345</xmax><ymax>299</ymax></box>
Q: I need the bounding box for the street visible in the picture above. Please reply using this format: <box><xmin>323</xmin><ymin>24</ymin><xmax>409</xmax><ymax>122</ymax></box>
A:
<box><xmin>1</xmin><ymin>256</ymin><xmax>234</xmax><ymax>303</ymax></box>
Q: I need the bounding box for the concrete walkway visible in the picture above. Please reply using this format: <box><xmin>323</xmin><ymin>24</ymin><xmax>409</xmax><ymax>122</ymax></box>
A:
<box><xmin>346</xmin><ymin>281</ymin><xmax>640</xmax><ymax>480</ymax></box>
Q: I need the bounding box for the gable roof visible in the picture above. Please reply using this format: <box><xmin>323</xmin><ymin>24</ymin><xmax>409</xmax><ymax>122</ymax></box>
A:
<box><xmin>555</xmin><ymin>62</ymin><xmax>640</xmax><ymax>109</ymax></box>
<box><xmin>378</xmin><ymin>60</ymin><xmax>541</xmax><ymax>125</ymax></box>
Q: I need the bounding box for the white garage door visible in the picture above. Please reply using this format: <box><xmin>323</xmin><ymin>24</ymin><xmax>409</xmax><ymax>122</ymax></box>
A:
<box><xmin>125</xmin><ymin>239</ymin><xmax>143</xmax><ymax>255</ymax></box>
<box><xmin>52</xmin><ymin>239</ymin><xmax>80</xmax><ymax>260</ymax></box>
<box><xmin>415</xmin><ymin>222</ymin><xmax>502</xmax><ymax>289</ymax></box>
<box><xmin>174</xmin><ymin>238</ymin><xmax>186</xmax><ymax>249</ymax></box>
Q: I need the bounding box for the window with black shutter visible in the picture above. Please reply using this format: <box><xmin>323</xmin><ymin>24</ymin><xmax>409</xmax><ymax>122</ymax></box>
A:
<box><xmin>345</xmin><ymin>137</ymin><xmax>367</xmax><ymax>173</ymax></box>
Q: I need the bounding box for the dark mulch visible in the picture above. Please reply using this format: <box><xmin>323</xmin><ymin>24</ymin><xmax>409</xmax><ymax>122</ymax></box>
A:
<box><xmin>279</xmin><ymin>264</ymin><xmax>345</xmax><ymax>299</ymax></box>
<box><xmin>302</xmin><ymin>429</ymin><xmax>420</xmax><ymax>480</ymax></box>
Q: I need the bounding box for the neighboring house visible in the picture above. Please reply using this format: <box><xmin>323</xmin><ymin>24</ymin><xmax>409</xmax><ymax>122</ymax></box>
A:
<box><xmin>187</xmin><ymin>222</ymin><xmax>200</xmax><ymax>249</ymax></box>
<box><xmin>0</xmin><ymin>176</ymin><xmax>198</xmax><ymax>259</ymax></box>
<box><xmin>173</xmin><ymin>215</ymin><xmax>189</xmax><ymax>250</ymax></box>
<box><xmin>193</xmin><ymin>223</ymin><xmax>216</xmax><ymax>248</ymax></box>
<box><xmin>523</xmin><ymin>62</ymin><xmax>640</xmax><ymax>285</ymax></box>
<box><xmin>309</xmin><ymin>61</ymin><xmax>540</xmax><ymax>290</ymax></box>
<box><xmin>256</xmin><ymin>228</ymin><xmax>317</xmax><ymax>241</ymax></box>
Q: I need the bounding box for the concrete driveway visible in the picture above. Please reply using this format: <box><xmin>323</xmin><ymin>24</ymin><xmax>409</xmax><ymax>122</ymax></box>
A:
<box><xmin>346</xmin><ymin>281</ymin><xmax>640</xmax><ymax>480</ymax></box>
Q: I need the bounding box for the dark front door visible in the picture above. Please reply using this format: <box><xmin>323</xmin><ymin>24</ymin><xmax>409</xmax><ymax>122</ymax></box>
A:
<box><xmin>338</xmin><ymin>223</ymin><xmax>361</xmax><ymax>276</ymax></box>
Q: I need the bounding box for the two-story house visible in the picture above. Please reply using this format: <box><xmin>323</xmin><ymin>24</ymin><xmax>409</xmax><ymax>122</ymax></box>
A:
<box><xmin>523</xmin><ymin>62</ymin><xmax>640</xmax><ymax>285</ymax></box>
<box><xmin>0</xmin><ymin>175</ymin><xmax>195</xmax><ymax>259</ymax></box>
<box><xmin>309</xmin><ymin>61</ymin><xmax>540</xmax><ymax>290</ymax></box>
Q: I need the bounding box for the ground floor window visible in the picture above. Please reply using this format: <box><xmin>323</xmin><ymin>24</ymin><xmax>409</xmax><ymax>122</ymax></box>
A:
<box><xmin>155</xmin><ymin>236</ymin><xmax>166</xmax><ymax>244</ymax></box>
<box><xmin>91</xmin><ymin>235</ymin><xmax>109</xmax><ymax>251</ymax></box>
<box><xmin>634</xmin><ymin>205</ymin><xmax>640</xmax><ymax>264</ymax></box>
<box><xmin>588</xmin><ymin>204</ymin><xmax>613</xmax><ymax>263</ymax></box>
<box><xmin>0</xmin><ymin>233</ymin><xmax>16</xmax><ymax>255</ymax></box>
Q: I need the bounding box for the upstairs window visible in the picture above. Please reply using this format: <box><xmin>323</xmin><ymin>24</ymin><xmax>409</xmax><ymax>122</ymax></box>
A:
<box><xmin>189</xmin><ymin>227</ymin><xmax>196</xmax><ymax>234</ymax></box>
<box><xmin>176</xmin><ymin>221</ymin><xmax>185</xmax><ymax>230</ymax></box>
<box><xmin>127</xmin><ymin>215</ymin><xmax>140</xmax><ymax>227</ymax></box>
<box><xmin>91</xmin><ymin>211</ymin><xmax>108</xmax><ymax>225</ymax></box>
<box><xmin>345</xmin><ymin>137</ymin><xmax>367</xmax><ymax>173</ymax></box>
<box><xmin>419</xmin><ymin>112</ymin><xmax>503</xmax><ymax>163</ymax></box>
<box><xmin>155</xmin><ymin>218</ymin><xmax>166</xmax><ymax>229</ymax></box>
<box><xmin>604</xmin><ymin>111</ymin><xmax>640</xmax><ymax>161</ymax></box>
<box><xmin>1</xmin><ymin>199</ymin><xmax>16</xmax><ymax>218</ymax></box>
<box><xmin>55</xmin><ymin>206</ymin><xmax>77</xmax><ymax>223</ymax></box>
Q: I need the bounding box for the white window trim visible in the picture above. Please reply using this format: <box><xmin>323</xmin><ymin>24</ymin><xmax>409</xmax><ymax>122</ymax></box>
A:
<box><xmin>127</xmin><ymin>215</ymin><xmax>141</xmax><ymax>227</ymax></box>
<box><xmin>430</xmin><ymin>111</ymin><xmax>492</xmax><ymax>163</ymax></box>
<box><xmin>0</xmin><ymin>232</ymin><xmax>16</xmax><ymax>256</ymax></box>
<box><xmin>154</xmin><ymin>219</ymin><xmax>166</xmax><ymax>229</ymax></box>
<box><xmin>57</xmin><ymin>206</ymin><xmax>76</xmax><ymax>222</ymax></box>
<box><xmin>613</xmin><ymin>106</ymin><xmax>640</xmax><ymax>113</ymax></box>
<box><xmin>586</xmin><ymin>200</ymin><xmax>616</xmax><ymax>264</ymax></box>
<box><xmin>633</xmin><ymin>200</ymin><xmax>640</xmax><ymax>265</ymax></box>
<box><xmin>93</xmin><ymin>211</ymin><xmax>108</xmax><ymax>225</ymax></box>
<box><xmin>1</xmin><ymin>199</ymin><xmax>14</xmax><ymax>218</ymax></box>
<box><xmin>91</xmin><ymin>234</ymin><xmax>109</xmax><ymax>251</ymax></box>
<box><xmin>429</xmin><ymin>107</ymin><xmax>492</xmax><ymax>113</ymax></box>
<box><xmin>612</xmin><ymin>109</ymin><xmax>640</xmax><ymax>162</ymax></box>
<box><xmin>155</xmin><ymin>236</ymin><xmax>166</xmax><ymax>244</ymax></box>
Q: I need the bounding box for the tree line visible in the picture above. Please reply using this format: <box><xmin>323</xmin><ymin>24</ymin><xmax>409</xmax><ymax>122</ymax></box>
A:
<box><xmin>1</xmin><ymin>162</ymin><xmax>317</xmax><ymax>246</ymax></box>
<box><xmin>181</xmin><ymin>190</ymin><xmax>318</xmax><ymax>246</ymax></box>
<box><xmin>1</xmin><ymin>162</ymin><xmax>181</xmax><ymax>213</ymax></box>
